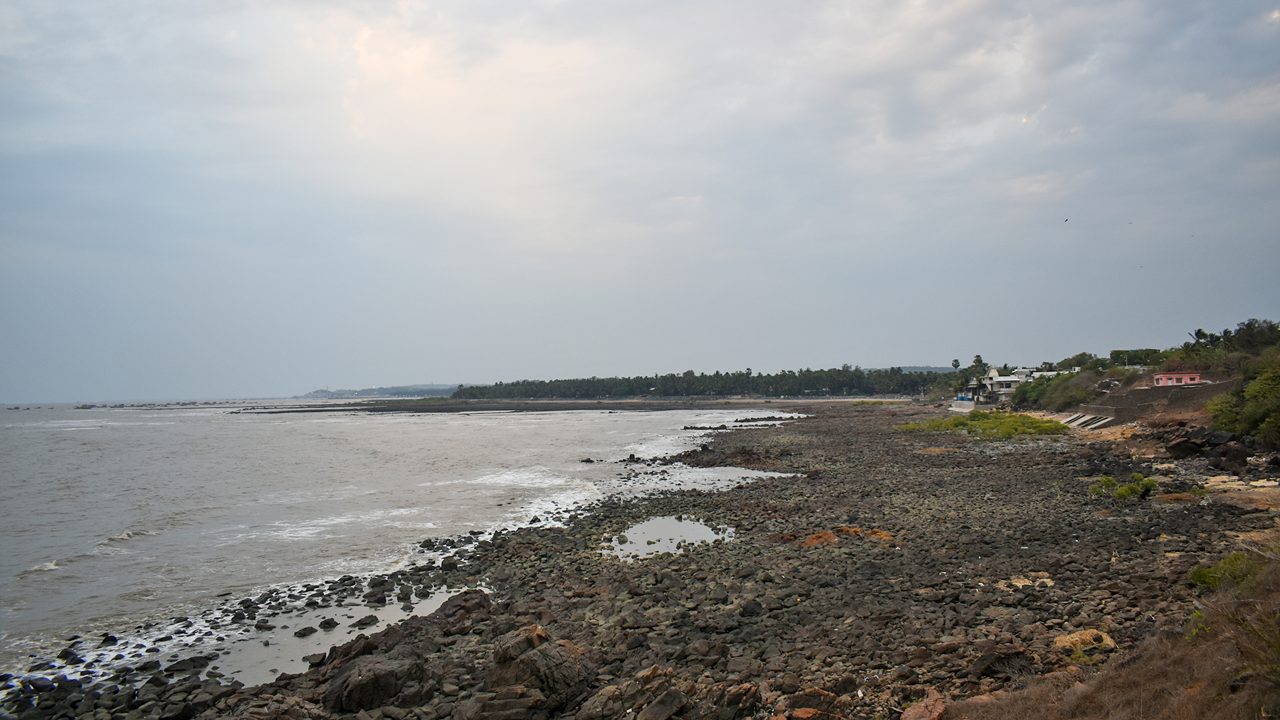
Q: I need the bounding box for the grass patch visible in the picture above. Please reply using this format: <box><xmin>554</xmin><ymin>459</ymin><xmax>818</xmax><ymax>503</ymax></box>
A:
<box><xmin>898</xmin><ymin>411</ymin><xmax>1067</xmax><ymax>440</ymax></box>
<box><xmin>1089</xmin><ymin>473</ymin><xmax>1159</xmax><ymax>502</ymax></box>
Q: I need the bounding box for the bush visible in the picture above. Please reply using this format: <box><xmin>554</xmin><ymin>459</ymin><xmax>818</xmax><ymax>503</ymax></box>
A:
<box><xmin>1209</xmin><ymin>351</ymin><xmax>1280</xmax><ymax>449</ymax></box>
<box><xmin>1190</xmin><ymin>552</ymin><xmax>1266</xmax><ymax>591</ymax></box>
<box><xmin>1089</xmin><ymin>473</ymin><xmax>1158</xmax><ymax>502</ymax></box>
<box><xmin>1088</xmin><ymin>476</ymin><xmax>1118</xmax><ymax>497</ymax></box>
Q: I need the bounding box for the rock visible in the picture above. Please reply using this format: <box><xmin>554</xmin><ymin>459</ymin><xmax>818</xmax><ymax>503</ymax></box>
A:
<box><xmin>1206</xmin><ymin>430</ymin><xmax>1235</xmax><ymax>446</ymax></box>
<box><xmin>970</xmin><ymin>646</ymin><xmax>1032</xmax><ymax>678</ymax></box>
<box><xmin>1052</xmin><ymin>629</ymin><xmax>1115</xmax><ymax>660</ymax></box>
<box><xmin>294</xmin><ymin>627</ymin><xmax>318</xmax><ymax>638</ymax></box>
<box><xmin>781</xmin><ymin>687</ymin><xmax>845</xmax><ymax>716</ymax></box>
<box><xmin>486</xmin><ymin>626</ymin><xmax>595</xmax><ymax>712</ymax></box>
<box><xmin>576</xmin><ymin>666</ymin><xmax>679</xmax><ymax>720</ymax></box>
<box><xmin>1212</xmin><ymin>442</ymin><xmax>1251</xmax><ymax>475</ymax></box>
<box><xmin>323</xmin><ymin>656</ymin><xmax>419</xmax><ymax>712</ymax></box>
<box><xmin>1166</xmin><ymin>437</ymin><xmax>1201</xmax><ymax>459</ymax></box>
<box><xmin>901</xmin><ymin>687</ymin><xmax>945</xmax><ymax>720</ymax></box>
<box><xmin>635</xmin><ymin>688</ymin><xmax>686</xmax><ymax>720</ymax></box>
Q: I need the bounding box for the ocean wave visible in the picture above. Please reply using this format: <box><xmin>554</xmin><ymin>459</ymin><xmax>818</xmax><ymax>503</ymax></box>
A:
<box><xmin>96</xmin><ymin>529</ymin><xmax>158</xmax><ymax>547</ymax></box>
<box><xmin>217</xmin><ymin>508</ymin><xmax>425</xmax><ymax>544</ymax></box>
<box><xmin>469</xmin><ymin>467</ymin><xmax>571</xmax><ymax>488</ymax></box>
<box><xmin>17</xmin><ymin>561</ymin><xmax>61</xmax><ymax>577</ymax></box>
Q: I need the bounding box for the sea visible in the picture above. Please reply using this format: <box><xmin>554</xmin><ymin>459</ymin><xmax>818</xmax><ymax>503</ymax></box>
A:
<box><xmin>0</xmin><ymin>402</ymin><xmax>791</xmax><ymax>682</ymax></box>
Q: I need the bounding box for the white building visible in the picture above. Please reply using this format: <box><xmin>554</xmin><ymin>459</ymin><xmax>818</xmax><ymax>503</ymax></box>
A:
<box><xmin>951</xmin><ymin>367</ymin><xmax>1068</xmax><ymax>411</ymax></box>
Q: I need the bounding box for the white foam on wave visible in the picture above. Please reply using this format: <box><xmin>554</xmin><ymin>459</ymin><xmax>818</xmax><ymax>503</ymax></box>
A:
<box><xmin>217</xmin><ymin>508</ymin><xmax>425</xmax><ymax>544</ymax></box>
<box><xmin>468</xmin><ymin>467</ymin><xmax>572</xmax><ymax>488</ymax></box>
<box><xmin>617</xmin><ymin>410</ymin><xmax>804</xmax><ymax>460</ymax></box>
<box><xmin>18</xmin><ymin>561</ymin><xmax>60</xmax><ymax>577</ymax></box>
<box><xmin>503</xmin><ymin>486</ymin><xmax>603</xmax><ymax>528</ymax></box>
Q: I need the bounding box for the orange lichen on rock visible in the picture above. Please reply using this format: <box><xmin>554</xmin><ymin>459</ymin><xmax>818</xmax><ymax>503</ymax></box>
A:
<box><xmin>799</xmin><ymin>531</ymin><xmax>839</xmax><ymax>548</ymax></box>
<box><xmin>835</xmin><ymin>526</ymin><xmax>895</xmax><ymax>542</ymax></box>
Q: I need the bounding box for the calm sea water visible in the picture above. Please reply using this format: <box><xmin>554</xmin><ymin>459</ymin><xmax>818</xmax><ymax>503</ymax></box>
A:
<box><xmin>0</xmin><ymin>403</ymin><xmax>784</xmax><ymax>673</ymax></box>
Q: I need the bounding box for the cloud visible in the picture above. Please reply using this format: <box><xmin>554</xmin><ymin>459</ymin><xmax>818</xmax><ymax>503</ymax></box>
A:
<box><xmin>1168</xmin><ymin>83</ymin><xmax>1280</xmax><ymax>124</ymax></box>
<box><xmin>1</xmin><ymin>0</ymin><xmax>1278</xmax><ymax>400</ymax></box>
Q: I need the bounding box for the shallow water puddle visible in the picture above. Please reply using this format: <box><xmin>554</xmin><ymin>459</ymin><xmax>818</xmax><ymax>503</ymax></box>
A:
<box><xmin>606</xmin><ymin>517</ymin><xmax>733</xmax><ymax>560</ymax></box>
<box><xmin>208</xmin><ymin>588</ymin><xmax>463</xmax><ymax>687</ymax></box>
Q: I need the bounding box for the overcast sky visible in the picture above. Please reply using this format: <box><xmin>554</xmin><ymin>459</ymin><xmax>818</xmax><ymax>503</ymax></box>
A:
<box><xmin>2</xmin><ymin>1</ymin><xmax>1278</xmax><ymax>402</ymax></box>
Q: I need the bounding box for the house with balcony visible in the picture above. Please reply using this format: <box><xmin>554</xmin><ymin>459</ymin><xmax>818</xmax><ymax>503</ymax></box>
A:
<box><xmin>951</xmin><ymin>367</ymin><xmax>1065</xmax><ymax>411</ymax></box>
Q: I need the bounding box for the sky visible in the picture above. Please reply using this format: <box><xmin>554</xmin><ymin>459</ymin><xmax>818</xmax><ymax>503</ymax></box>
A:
<box><xmin>2</xmin><ymin>1</ymin><xmax>1278</xmax><ymax>402</ymax></box>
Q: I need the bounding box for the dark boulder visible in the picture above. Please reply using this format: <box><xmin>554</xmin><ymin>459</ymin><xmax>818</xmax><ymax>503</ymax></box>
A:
<box><xmin>1166</xmin><ymin>437</ymin><xmax>1201</xmax><ymax>459</ymax></box>
<box><xmin>323</xmin><ymin>656</ymin><xmax>411</xmax><ymax>712</ymax></box>
<box><xmin>486</xmin><ymin>625</ymin><xmax>595</xmax><ymax>712</ymax></box>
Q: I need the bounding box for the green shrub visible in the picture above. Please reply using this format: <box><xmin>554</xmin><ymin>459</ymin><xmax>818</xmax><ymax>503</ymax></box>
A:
<box><xmin>1089</xmin><ymin>475</ymin><xmax>1118</xmax><ymax>497</ymax></box>
<box><xmin>1209</xmin><ymin>353</ymin><xmax>1280</xmax><ymax>449</ymax></box>
<box><xmin>1090</xmin><ymin>473</ymin><xmax>1157</xmax><ymax>502</ymax></box>
<box><xmin>1189</xmin><ymin>552</ymin><xmax>1266</xmax><ymax>591</ymax></box>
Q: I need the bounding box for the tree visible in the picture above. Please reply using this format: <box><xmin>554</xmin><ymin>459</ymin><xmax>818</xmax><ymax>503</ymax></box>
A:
<box><xmin>1056</xmin><ymin>352</ymin><xmax>1103</xmax><ymax>371</ymax></box>
<box><xmin>1209</xmin><ymin>356</ymin><xmax>1280</xmax><ymax>448</ymax></box>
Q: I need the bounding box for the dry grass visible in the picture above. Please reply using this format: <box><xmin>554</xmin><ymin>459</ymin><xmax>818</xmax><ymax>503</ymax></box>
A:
<box><xmin>946</xmin><ymin>546</ymin><xmax>1280</xmax><ymax>720</ymax></box>
<box><xmin>899</xmin><ymin>411</ymin><xmax>1068</xmax><ymax>440</ymax></box>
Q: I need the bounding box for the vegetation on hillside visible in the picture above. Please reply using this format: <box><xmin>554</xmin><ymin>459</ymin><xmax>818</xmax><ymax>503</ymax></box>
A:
<box><xmin>1010</xmin><ymin>367</ymin><xmax>1141</xmax><ymax>411</ymax></box>
<box><xmin>1162</xmin><ymin>318</ymin><xmax>1280</xmax><ymax>374</ymax></box>
<box><xmin>1003</xmin><ymin>319</ymin><xmax>1280</xmax><ymax>416</ymax></box>
<box><xmin>1207</xmin><ymin>348</ymin><xmax>1280</xmax><ymax>448</ymax></box>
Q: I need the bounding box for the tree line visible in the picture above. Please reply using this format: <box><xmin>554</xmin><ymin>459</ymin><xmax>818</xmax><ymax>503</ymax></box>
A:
<box><xmin>452</xmin><ymin>365</ymin><xmax>949</xmax><ymax>400</ymax></box>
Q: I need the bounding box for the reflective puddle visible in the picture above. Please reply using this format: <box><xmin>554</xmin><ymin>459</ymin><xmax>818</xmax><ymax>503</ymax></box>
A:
<box><xmin>606</xmin><ymin>516</ymin><xmax>734</xmax><ymax>559</ymax></box>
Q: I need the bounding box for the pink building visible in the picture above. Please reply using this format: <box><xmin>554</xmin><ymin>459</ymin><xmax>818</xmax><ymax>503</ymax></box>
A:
<box><xmin>1153</xmin><ymin>371</ymin><xmax>1203</xmax><ymax>386</ymax></box>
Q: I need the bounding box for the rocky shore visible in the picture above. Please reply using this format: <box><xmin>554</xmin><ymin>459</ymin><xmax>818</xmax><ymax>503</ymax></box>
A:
<box><xmin>4</xmin><ymin>402</ymin><xmax>1275</xmax><ymax>719</ymax></box>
